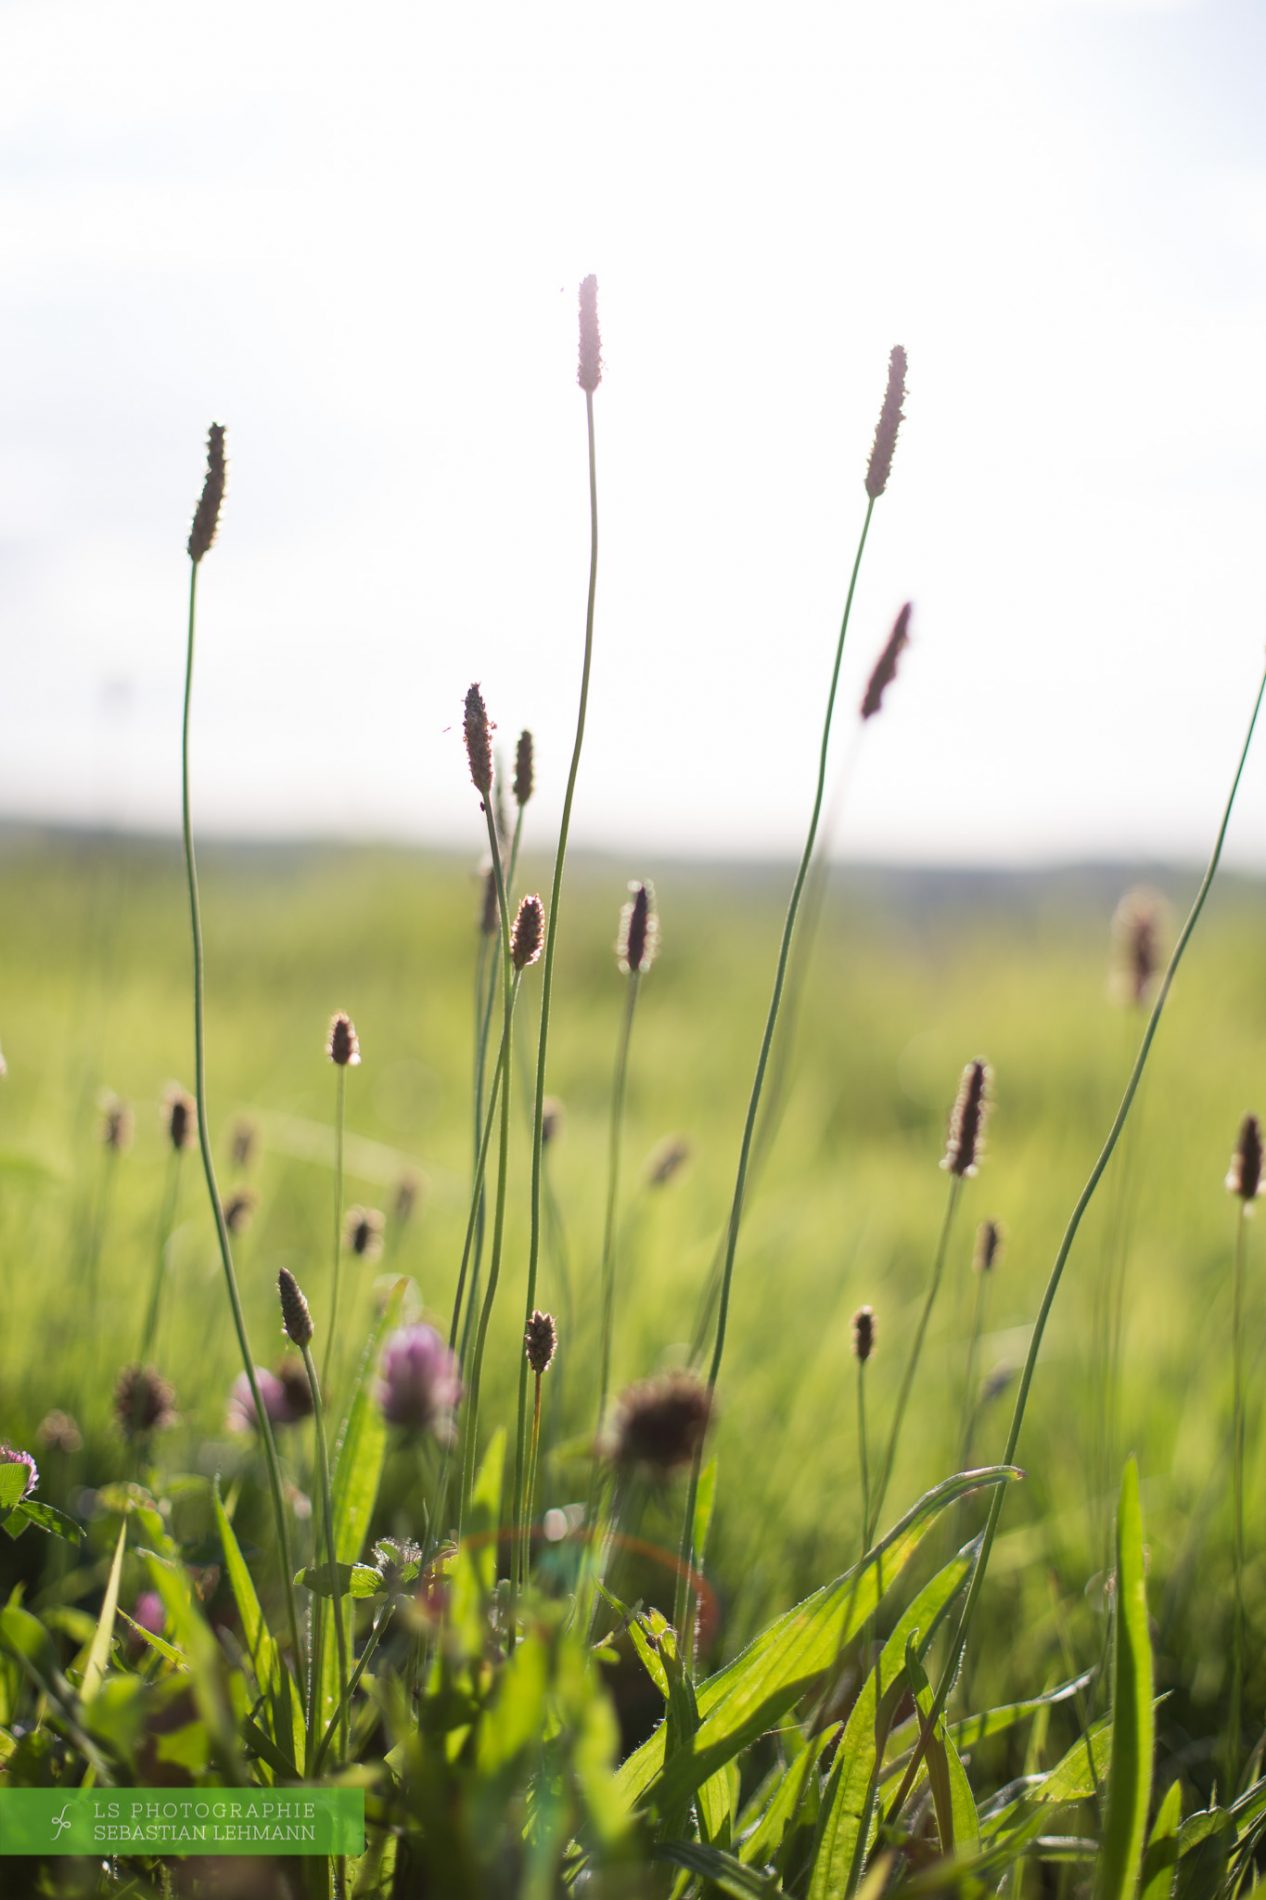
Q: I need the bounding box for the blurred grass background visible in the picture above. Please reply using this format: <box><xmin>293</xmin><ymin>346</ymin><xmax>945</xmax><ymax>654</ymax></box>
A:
<box><xmin>2</xmin><ymin>826</ymin><xmax>1264</xmax><ymax>1790</ymax></box>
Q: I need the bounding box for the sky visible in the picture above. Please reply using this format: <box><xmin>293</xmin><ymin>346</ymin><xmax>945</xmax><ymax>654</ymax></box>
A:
<box><xmin>3</xmin><ymin>0</ymin><xmax>1266</xmax><ymax>869</ymax></box>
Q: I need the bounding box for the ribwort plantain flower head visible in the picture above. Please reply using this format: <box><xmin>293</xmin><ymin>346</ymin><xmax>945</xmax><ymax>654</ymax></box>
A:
<box><xmin>345</xmin><ymin>1206</ymin><xmax>385</xmax><ymax>1260</ymax></box>
<box><xmin>278</xmin><ymin>1268</ymin><xmax>314</xmax><ymax>1348</ymax></box>
<box><xmin>541</xmin><ymin>1097</ymin><xmax>565</xmax><ymax>1147</ymax></box>
<box><xmin>114</xmin><ymin>1366</ymin><xmax>176</xmax><ymax>1439</ymax></box>
<box><xmin>464</xmin><ymin>683</ymin><xmax>494</xmax><ymax>799</ymax></box>
<box><xmin>164</xmin><ymin>1084</ymin><xmax>195</xmax><ymax>1153</ymax></box>
<box><xmin>524</xmin><ymin>1310</ymin><xmax>558</xmax><ymax>1375</ymax></box>
<box><xmin>0</xmin><ymin>1445</ymin><xmax>38</xmax><ymax>1499</ymax></box>
<box><xmin>511</xmin><ymin>893</ymin><xmax>545</xmax><ymax>970</ymax></box>
<box><xmin>645</xmin><ymin>1135</ymin><xmax>691</xmax><ymax>1188</ymax></box>
<box><xmin>974</xmin><ymin>1218</ymin><xmax>1003</xmax><ymax>1273</ymax></box>
<box><xmin>327</xmin><ymin>1011</ymin><xmax>360</xmax><ymax>1067</ymax></box>
<box><xmin>578</xmin><ymin>275</ymin><xmax>602</xmax><ymax>392</ymax></box>
<box><xmin>1111</xmin><ymin>888</ymin><xmax>1167</xmax><ymax>1010</ymax></box>
<box><xmin>852</xmin><ymin>1306</ymin><xmax>876</xmax><ymax>1362</ymax></box>
<box><xmin>942</xmin><ymin>1060</ymin><xmax>990</xmax><ymax>1178</ymax></box>
<box><xmin>860</xmin><ymin>603</ymin><xmax>913</xmax><ymax>720</ymax></box>
<box><xmin>37</xmin><ymin>1411</ymin><xmax>82</xmax><ymax>1454</ymax></box>
<box><xmin>617</xmin><ymin>881</ymin><xmax>659</xmax><ymax>976</ymax></box>
<box><xmin>514</xmin><ymin>730</ymin><xmax>535</xmax><ymax>807</ymax></box>
<box><xmin>230</xmin><ymin>1117</ymin><xmax>258</xmax><ymax>1171</ymax></box>
<box><xmin>188</xmin><ymin>423</ymin><xmax>227</xmax><ymax>564</ymax></box>
<box><xmin>222</xmin><ymin>1187</ymin><xmax>257</xmax><ymax>1237</ymax></box>
<box><xmin>601</xmin><ymin>1370</ymin><xmax>713</xmax><ymax>1473</ymax></box>
<box><xmin>378</xmin><ymin>1324</ymin><xmax>463</xmax><ymax>1441</ymax></box>
<box><xmin>865</xmin><ymin>347</ymin><xmax>907</xmax><ymax>500</ymax></box>
<box><xmin>101</xmin><ymin>1094</ymin><xmax>134</xmax><ymax>1153</ymax></box>
<box><xmin>1227</xmin><ymin>1113</ymin><xmax>1263</xmax><ymax>1206</ymax></box>
<box><xmin>394</xmin><ymin>1170</ymin><xmax>421</xmax><ymax>1225</ymax></box>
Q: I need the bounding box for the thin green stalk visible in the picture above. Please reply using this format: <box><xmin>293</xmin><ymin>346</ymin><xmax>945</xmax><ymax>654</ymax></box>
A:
<box><xmin>886</xmin><ymin>657</ymin><xmax>1266</xmax><ymax>1828</ymax></box>
<box><xmin>672</xmin><ymin>497</ymin><xmax>877</xmax><ymax>1653</ymax></box>
<box><xmin>511</xmin><ymin>387</ymin><xmax>600</xmax><ymax>1584</ymax></box>
<box><xmin>323</xmin><ymin>1065</ymin><xmax>346</xmax><ymax>1390</ymax></box>
<box><xmin>458</xmin><ymin>799</ymin><xmax>517</xmax><ymax>1538</ymax></box>
<box><xmin>958</xmin><ymin>1264</ymin><xmax>989</xmax><ymax>1473</ymax></box>
<box><xmin>1229</xmin><ymin>1200</ymin><xmax>1249</xmax><ymax>1796</ymax></box>
<box><xmin>869</xmin><ymin>1177</ymin><xmax>963</xmax><ymax>1543</ymax></box>
<box><xmin>313</xmin><ymin>1602</ymin><xmax>395</xmax><ymax>1776</ymax></box>
<box><xmin>449</xmin><ymin>1033</ymin><xmax>509</xmax><ymax>1356</ymax></box>
<box><xmin>301</xmin><ymin>1341</ymin><xmax>349</xmax><ymax>1768</ymax></box>
<box><xmin>181</xmin><ymin>561</ymin><xmax>305</xmax><ymax>1690</ymax></box>
<box><xmin>138</xmin><ymin>1149</ymin><xmax>182</xmax><ymax>1364</ymax></box>
<box><xmin>858</xmin><ymin>1356</ymin><xmax>871</xmax><ymax>1568</ymax></box>
<box><xmin>596</xmin><ymin>973</ymin><xmax>641</xmax><ymax>1431</ymax></box>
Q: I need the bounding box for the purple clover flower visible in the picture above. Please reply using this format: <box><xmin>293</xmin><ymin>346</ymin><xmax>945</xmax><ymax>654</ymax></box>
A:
<box><xmin>377</xmin><ymin>1325</ymin><xmax>462</xmax><ymax>1441</ymax></box>
<box><xmin>227</xmin><ymin>1368</ymin><xmax>304</xmax><ymax>1434</ymax></box>
<box><xmin>132</xmin><ymin>1591</ymin><xmax>165</xmax><ymax>1637</ymax></box>
<box><xmin>0</xmin><ymin>1445</ymin><xmax>38</xmax><ymax>1499</ymax></box>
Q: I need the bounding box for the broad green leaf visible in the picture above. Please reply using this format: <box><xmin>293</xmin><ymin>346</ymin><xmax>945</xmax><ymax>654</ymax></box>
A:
<box><xmin>0</xmin><ymin>1464</ymin><xmax>31</xmax><ymax>1511</ymax></box>
<box><xmin>9</xmin><ymin>1499</ymin><xmax>84</xmax><ymax>1543</ymax></box>
<box><xmin>81</xmin><ymin>1522</ymin><xmax>126</xmax><ymax>1702</ymax></box>
<box><xmin>213</xmin><ymin>1483</ymin><xmax>302</xmax><ymax>1776</ymax></box>
<box><xmin>808</xmin><ymin>1543</ymin><xmax>974</xmax><ymax>1899</ymax></box>
<box><xmin>1140</xmin><ymin>1779</ymin><xmax>1182</xmax><ymax>1900</ymax></box>
<box><xmin>906</xmin><ymin>1640</ymin><xmax>979</xmax><ymax>1857</ymax></box>
<box><xmin>739</xmin><ymin>1723</ymin><xmax>838</xmax><ymax>1871</ymax></box>
<box><xmin>618</xmin><ymin>1466</ymin><xmax>1019</xmax><ymax>1818</ymax></box>
<box><xmin>1095</xmin><ymin>1458</ymin><xmax>1154</xmax><ymax>1900</ymax></box>
<box><xmin>653</xmin><ymin>1839</ymin><xmax>786</xmax><ymax>1897</ymax></box>
<box><xmin>297</xmin><ymin>1561</ymin><xmax>386</xmax><ymax>1599</ymax></box>
<box><xmin>142</xmin><ymin>1550</ymin><xmax>242</xmax><ymax>1777</ymax></box>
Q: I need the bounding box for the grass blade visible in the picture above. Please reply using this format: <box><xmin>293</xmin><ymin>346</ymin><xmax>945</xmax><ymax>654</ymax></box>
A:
<box><xmin>1094</xmin><ymin>1456</ymin><xmax>1154</xmax><ymax>1900</ymax></box>
<box><xmin>81</xmin><ymin>1521</ymin><xmax>126</xmax><ymax>1702</ymax></box>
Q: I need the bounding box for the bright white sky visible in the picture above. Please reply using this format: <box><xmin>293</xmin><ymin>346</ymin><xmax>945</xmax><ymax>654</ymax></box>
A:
<box><xmin>4</xmin><ymin>0</ymin><xmax>1266</xmax><ymax>867</ymax></box>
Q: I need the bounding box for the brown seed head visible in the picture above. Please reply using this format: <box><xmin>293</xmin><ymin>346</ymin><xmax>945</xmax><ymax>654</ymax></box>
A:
<box><xmin>223</xmin><ymin>1187</ymin><xmax>258</xmax><ymax>1237</ymax></box>
<box><xmin>394</xmin><ymin>1170</ymin><xmax>422</xmax><ymax>1225</ymax></box>
<box><xmin>229</xmin><ymin>1116</ymin><xmax>258</xmax><ymax>1171</ymax></box>
<box><xmin>511</xmin><ymin>893</ymin><xmax>545</xmax><ymax>970</ymax></box>
<box><xmin>101</xmin><ymin>1095</ymin><xmax>134</xmax><ymax>1154</ymax></box>
<box><xmin>37</xmin><ymin>1410</ymin><xmax>83</xmax><ymax>1454</ymax></box>
<box><xmin>974</xmin><ymin>1218</ymin><xmax>1003</xmax><ymax>1274</ymax></box>
<box><xmin>188</xmin><ymin>423</ymin><xmax>227</xmax><ymax>564</ymax></box>
<box><xmin>345</xmin><ymin>1206</ymin><xmax>385</xmax><ymax>1260</ymax></box>
<box><xmin>164</xmin><ymin>1085</ymin><xmax>195</xmax><ymax>1153</ymax></box>
<box><xmin>865</xmin><ymin>347</ymin><xmax>907</xmax><ymax>500</ymax></box>
<box><xmin>942</xmin><ymin>1059</ymin><xmax>990</xmax><ymax>1178</ymax></box>
<box><xmin>1228</xmin><ymin>1113</ymin><xmax>1263</xmax><ymax>1205</ymax></box>
<box><xmin>541</xmin><ymin>1097</ymin><xmax>565</xmax><ymax>1147</ymax></box>
<box><xmin>645</xmin><ymin>1135</ymin><xmax>691</xmax><ymax>1188</ymax></box>
<box><xmin>1111</xmin><ymin>888</ymin><xmax>1167</xmax><ymax>1010</ymax></box>
<box><xmin>578</xmin><ymin>274</ymin><xmax>602</xmax><ymax>392</ymax></box>
<box><xmin>514</xmin><ymin>730</ymin><xmax>535</xmax><ymax>807</ymax></box>
<box><xmin>278</xmin><ymin>1267</ymin><xmax>314</xmax><ymax>1348</ymax></box>
<box><xmin>852</xmin><ymin>1305</ymin><xmax>876</xmax><ymax>1362</ymax></box>
<box><xmin>464</xmin><ymin>683</ymin><xmax>494</xmax><ymax>799</ymax></box>
<box><xmin>327</xmin><ymin>1012</ymin><xmax>361</xmax><ymax>1067</ymax></box>
<box><xmin>860</xmin><ymin>603</ymin><xmax>913</xmax><ymax>720</ymax></box>
<box><xmin>524</xmin><ymin>1310</ymin><xmax>558</xmax><ymax>1375</ymax></box>
<box><xmin>115</xmin><ymin>1365</ymin><xmax>176</xmax><ymax>1439</ymax></box>
<box><xmin>275</xmin><ymin>1356</ymin><xmax>314</xmax><ymax>1422</ymax></box>
<box><xmin>603</xmin><ymin>1370</ymin><xmax>713</xmax><ymax>1472</ymax></box>
<box><xmin>618</xmin><ymin>881</ymin><xmax>659</xmax><ymax>976</ymax></box>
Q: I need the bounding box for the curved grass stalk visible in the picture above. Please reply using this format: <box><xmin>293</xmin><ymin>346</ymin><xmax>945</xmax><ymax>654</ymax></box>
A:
<box><xmin>300</xmin><ymin>1340</ymin><xmax>349</xmax><ymax>1769</ymax></box>
<box><xmin>673</xmin><ymin>496</ymin><xmax>877</xmax><ymax>1653</ymax></box>
<box><xmin>180</xmin><ymin>562</ymin><xmax>305</xmax><ymax>1693</ymax></box>
<box><xmin>885</xmin><ymin>656</ymin><xmax>1266</xmax><ymax>1827</ymax></box>
<box><xmin>322</xmin><ymin>1064</ymin><xmax>346</xmax><ymax>1391</ymax></box>
<box><xmin>510</xmin><ymin>385</ymin><xmax>600</xmax><ymax>1586</ymax></box>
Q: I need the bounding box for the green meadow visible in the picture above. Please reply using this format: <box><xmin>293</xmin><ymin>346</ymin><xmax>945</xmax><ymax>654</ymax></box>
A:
<box><xmin>4</xmin><ymin>826</ymin><xmax>1263</xmax><ymax>1812</ymax></box>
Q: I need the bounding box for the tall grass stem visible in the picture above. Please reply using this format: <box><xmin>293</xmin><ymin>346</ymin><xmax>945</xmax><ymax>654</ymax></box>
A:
<box><xmin>323</xmin><ymin>1066</ymin><xmax>346</xmax><ymax>1390</ymax></box>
